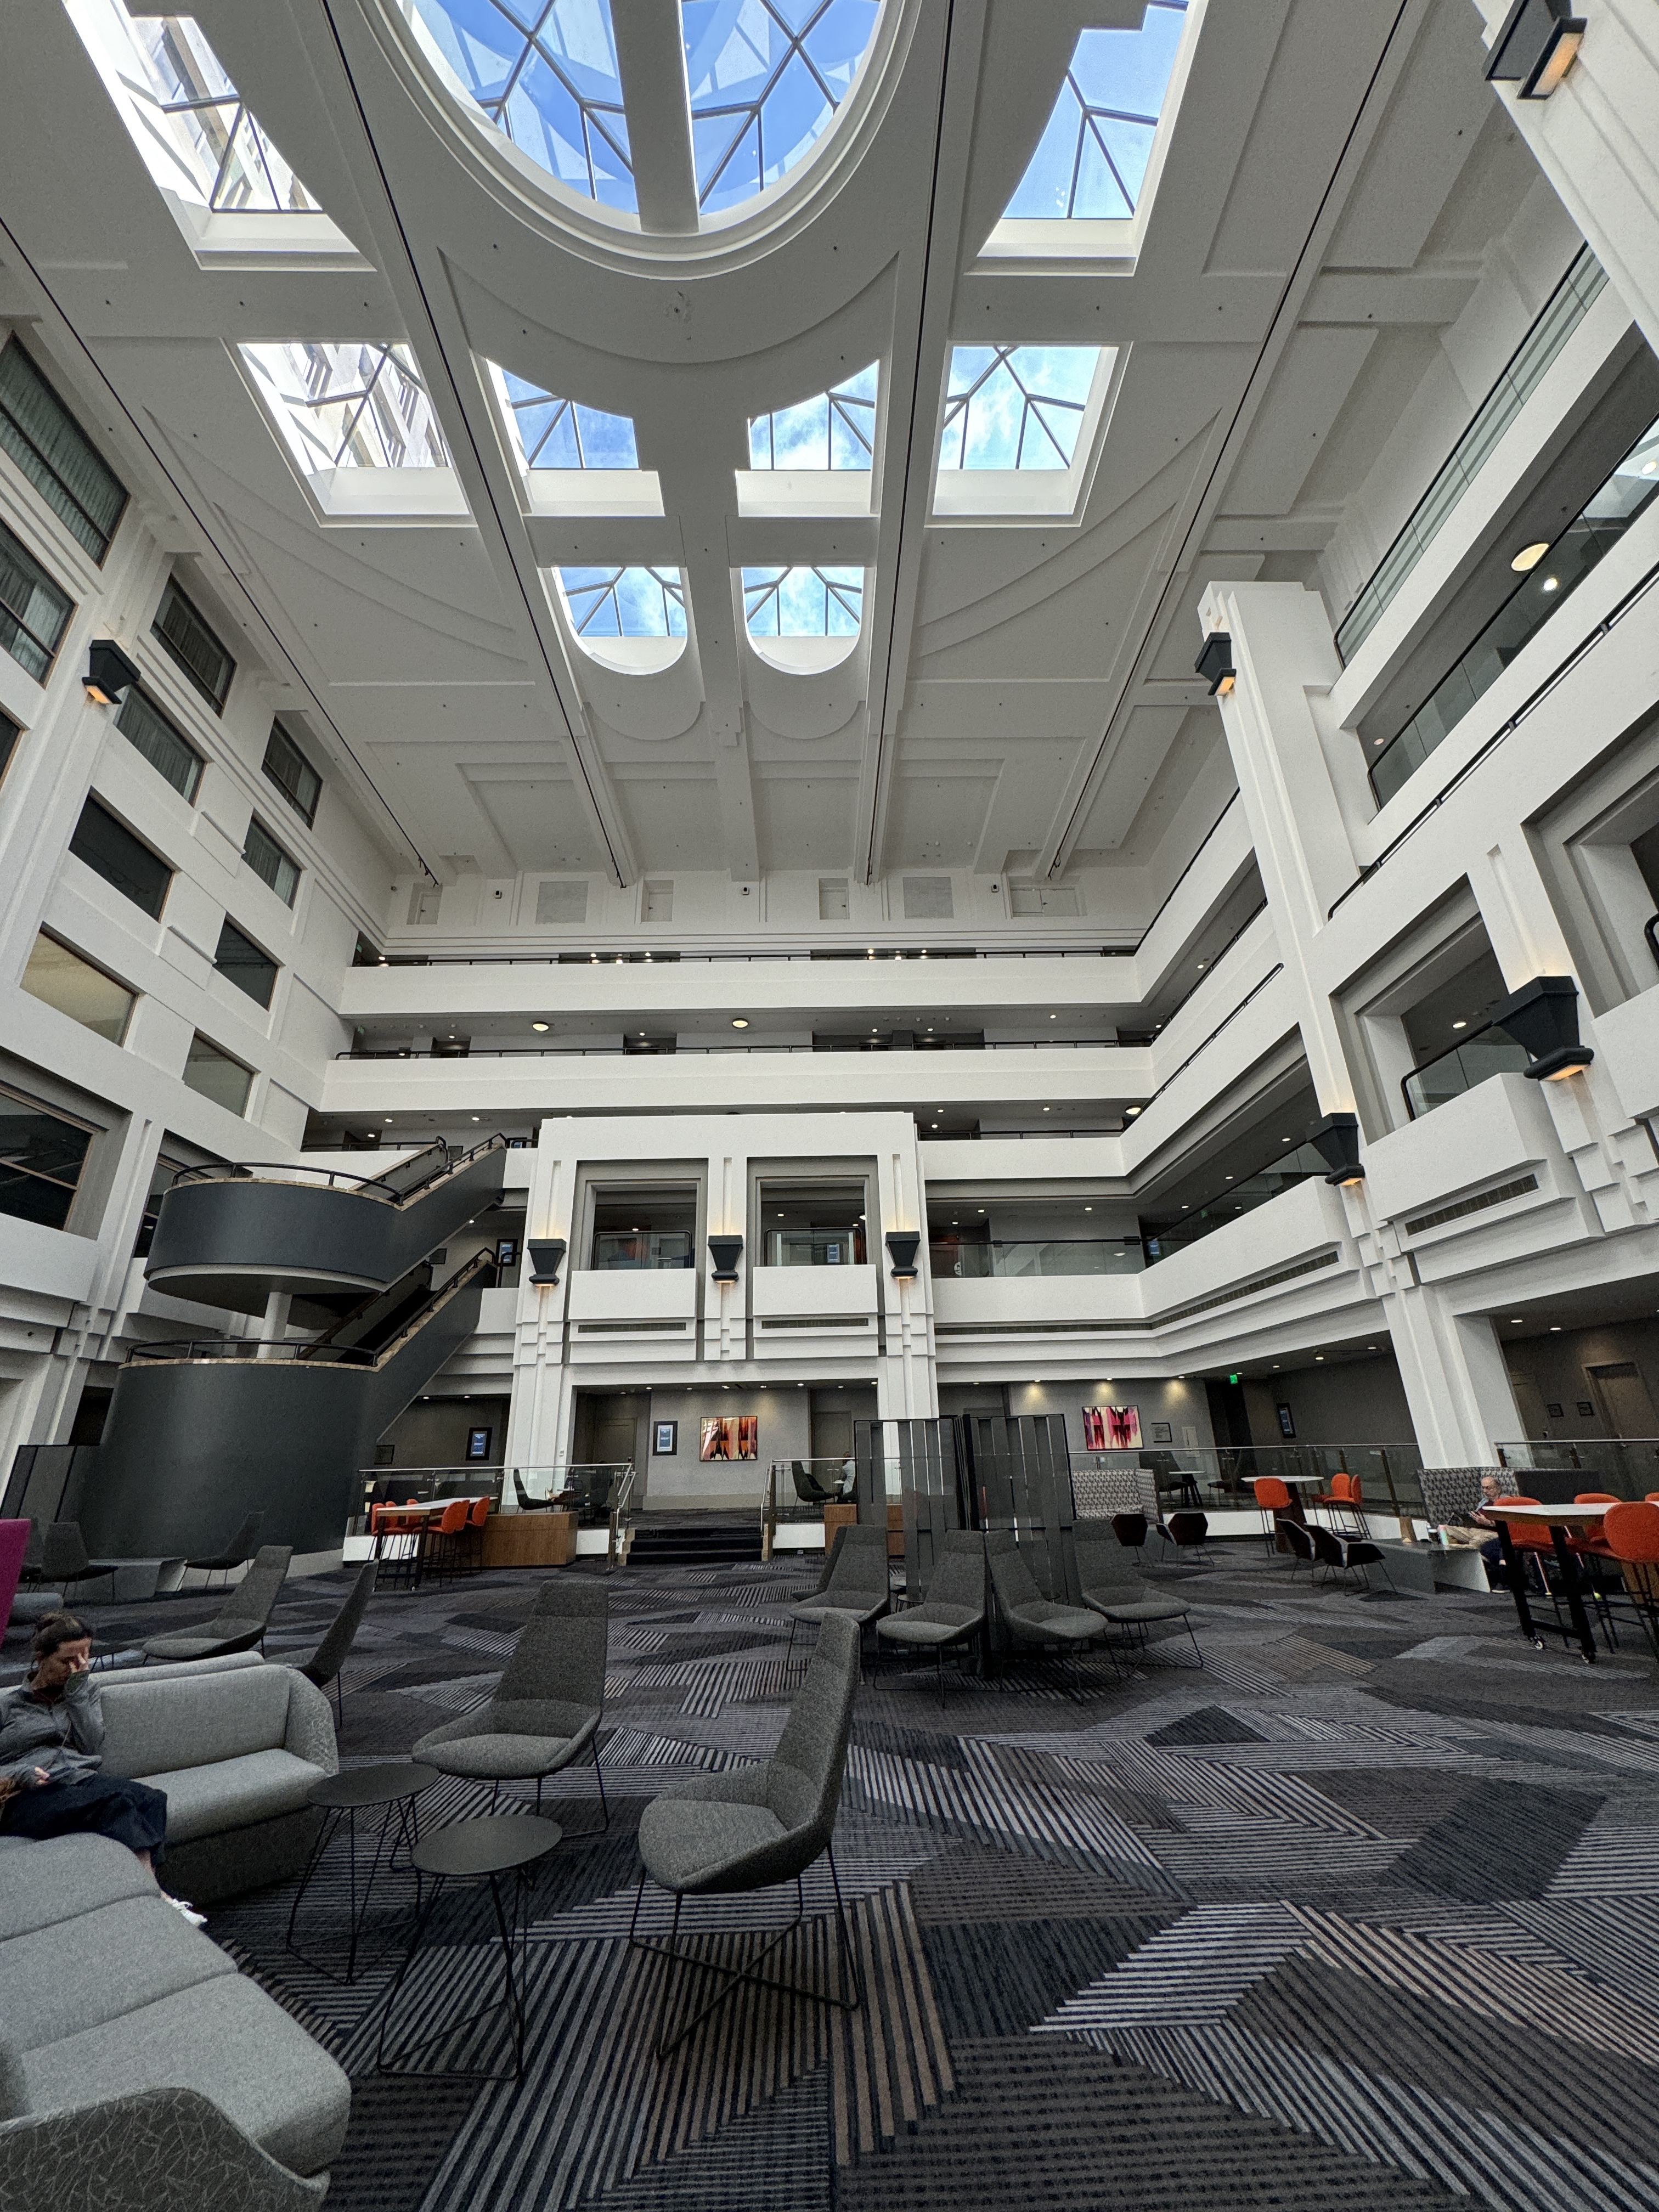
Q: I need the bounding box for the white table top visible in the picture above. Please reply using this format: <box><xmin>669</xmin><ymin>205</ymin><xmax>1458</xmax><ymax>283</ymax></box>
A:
<box><xmin>1484</xmin><ymin>1501</ymin><xmax>1610</xmax><ymax>1523</ymax></box>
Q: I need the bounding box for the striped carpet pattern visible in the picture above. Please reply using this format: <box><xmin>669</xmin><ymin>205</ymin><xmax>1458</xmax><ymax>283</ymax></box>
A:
<box><xmin>68</xmin><ymin>1537</ymin><xmax>1659</xmax><ymax>2210</ymax></box>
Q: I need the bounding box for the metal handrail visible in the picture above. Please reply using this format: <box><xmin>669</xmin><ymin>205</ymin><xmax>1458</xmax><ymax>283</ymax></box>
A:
<box><xmin>1645</xmin><ymin>911</ymin><xmax>1658</xmax><ymax>974</ymax></box>
<box><xmin>336</xmin><ymin>1037</ymin><xmax>1133</xmax><ymax>1061</ymax></box>
<box><xmin>125</xmin><ymin>1250</ymin><xmax>497</xmax><ymax>1368</ymax></box>
<box><xmin>168</xmin><ymin>1132</ymin><xmax>509</xmax><ymax>1204</ymax></box>
<box><xmin>1400</xmin><ymin>1019</ymin><xmax>1530</xmax><ymax>1120</ymax></box>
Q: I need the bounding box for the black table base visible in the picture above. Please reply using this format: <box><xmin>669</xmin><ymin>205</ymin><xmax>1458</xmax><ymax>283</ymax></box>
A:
<box><xmin>1496</xmin><ymin>1521</ymin><xmax>1599</xmax><ymax>1663</ymax></box>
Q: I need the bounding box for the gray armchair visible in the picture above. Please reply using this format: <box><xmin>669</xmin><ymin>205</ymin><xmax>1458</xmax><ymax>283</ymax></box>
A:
<box><xmin>874</xmin><ymin>1528</ymin><xmax>987</xmax><ymax>1706</ymax></box>
<box><xmin>411</xmin><ymin>1579</ymin><xmax>608</xmax><ymax>1823</ymax></box>
<box><xmin>0</xmin><ymin>2086</ymin><xmax>327</xmax><ymax>2211</ymax></box>
<box><xmin>294</xmin><ymin>1559</ymin><xmax>377</xmax><ymax>1722</ymax></box>
<box><xmin>1074</xmin><ymin>1525</ymin><xmax>1202</xmax><ymax>1666</ymax></box>
<box><xmin>187</xmin><ymin>1512</ymin><xmax>266</xmax><ymax>1589</ymax></box>
<box><xmin>985</xmin><ymin>1530</ymin><xmax>1110</xmax><ymax>1697</ymax></box>
<box><xmin>630</xmin><ymin>1609</ymin><xmax>862</xmax><ymax>2057</ymax></box>
<box><xmin>142</xmin><ymin>1546</ymin><xmax>294</xmax><ymax>1664</ymax></box>
<box><xmin>787</xmin><ymin>1523</ymin><xmax>890</xmax><ymax>1661</ymax></box>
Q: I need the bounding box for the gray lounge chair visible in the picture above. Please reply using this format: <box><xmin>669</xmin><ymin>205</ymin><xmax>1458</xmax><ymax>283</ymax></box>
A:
<box><xmin>1074</xmin><ymin>1524</ymin><xmax>1202</xmax><ymax>1666</ymax></box>
<box><xmin>411</xmin><ymin>1579</ymin><xmax>608</xmax><ymax>1824</ymax></box>
<box><xmin>985</xmin><ymin>1529</ymin><xmax>1110</xmax><ymax>1697</ymax></box>
<box><xmin>141</xmin><ymin>1545</ymin><xmax>294</xmax><ymax>1663</ymax></box>
<box><xmin>875</xmin><ymin>1528</ymin><xmax>987</xmax><ymax>1706</ymax></box>
<box><xmin>294</xmin><ymin>1559</ymin><xmax>378</xmax><ymax>1722</ymax></box>
<box><xmin>630</xmin><ymin>1609</ymin><xmax>862</xmax><ymax>2057</ymax></box>
<box><xmin>187</xmin><ymin>1511</ymin><xmax>265</xmax><ymax>1589</ymax></box>
<box><xmin>787</xmin><ymin>1522</ymin><xmax>890</xmax><ymax>1660</ymax></box>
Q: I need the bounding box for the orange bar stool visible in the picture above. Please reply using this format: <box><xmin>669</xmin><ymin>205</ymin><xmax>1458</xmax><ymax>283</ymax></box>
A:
<box><xmin>466</xmin><ymin>1493</ymin><xmax>490</xmax><ymax>1575</ymax></box>
<box><xmin>1252</xmin><ymin>1477</ymin><xmax>1293</xmax><ymax>1556</ymax></box>
<box><xmin>424</xmin><ymin>1498</ymin><xmax>472</xmax><ymax>1588</ymax></box>
<box><xmin>1600</xmin><ymin>1502</ymin><xmax>1659</xmax><ymax>1661</ymax></box>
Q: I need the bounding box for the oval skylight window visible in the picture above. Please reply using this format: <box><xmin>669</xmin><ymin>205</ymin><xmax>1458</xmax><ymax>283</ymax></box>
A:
<box><xmin>555</xmin><ymin>563</ymin><xmax>688</xmax><ymax>673</ymax></box>
<box><xmin>400</xmin><ymin>0</ymin><xmax>884</xmax><ymax>232</ymax></box>
<box><xmin>742</xmin><ymin>563</ymin><xmax>864</xmax><ymax>672</ymax></box>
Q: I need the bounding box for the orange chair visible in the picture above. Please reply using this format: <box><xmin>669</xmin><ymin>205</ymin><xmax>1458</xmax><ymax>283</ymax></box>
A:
<box><xmin>1252</xmin><ymin>1477</ymin><xmax>1294</xmax><ymax>1555</ymax></box>
<box><xmin>1567</xmin><ymin>1492</ymin><xmax>1620</xmax><ymax>1558</ymax></box>
<box><xmin>1600</xmin><ymin>1502</ymin><xmax>1659</xmax><ymax>1659</ymax></box>
<box><xmin>373</xmin><ymin>1498</ymin><xmax>426</xmax><ymax>1591</ymax></box>
<box><xmin>422</xmin><ymin>1497</ymin><xmax>472</xmax><ymax>1587</ymax></box>
<box><xmin>465</xmin><ymin>1493</ymin><xmax>490</xmax><ymax>1575</ymax></box>
<box><xmin>1312</xmin><ymin>1471</ymin><xmax>1365</xmax><ymax>1534</ymax></box>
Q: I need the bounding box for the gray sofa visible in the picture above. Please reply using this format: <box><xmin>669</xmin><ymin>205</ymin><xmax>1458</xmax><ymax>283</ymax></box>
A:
<box><xmin>0</xmin><ymin>1832</ymin><xmax>351</xmax><ymax>2203</ymax></box>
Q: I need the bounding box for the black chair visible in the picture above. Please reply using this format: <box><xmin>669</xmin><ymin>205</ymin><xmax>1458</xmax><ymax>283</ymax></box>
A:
<box><xmin>21</xmin><ymin>1522</ymin><xmax>120</xmax><ymax>1603</ymax></box>
<box><xmin>1141</xmin><ymin>1452</ymin><xmax>1201</xmax><ymax>1510</ymax></box>
<box><xmin>1311</xmin><ymin>1525</ymin><xmax>1393</xmax><ymax>1593</ymax></box>
<box><xmin>1110</xmin><ymin>1511</ymin><xmax>1148</xmax><ymax>1552</ymax></box>
<box><xmin>792</xmin><ymin>1462</ymin><xmax>835</xmax><ymax>1508</ymax></box>
<box><xmin>513</xmin><ymin>1471</ymin><xmax>554</xmax><ymax>1511</ymax></box>
<box><xmin>187</xmin><ymin>1513</ymin><xmax>264</xmax><ymax>1590</ymax></box>
<box><xmin>1279</xmin><ymin>1519</ymin><xmax>1314</xmax><ymax>1577</ymax></box>
<box><xmin>1161</xmin><ymin>1510</ymin><xmax>1211</xmax><ymax>1563</ymax></box>
<box><xmin>295</xmin><ymin>1560</ymin><xmax>377</xmax><ymax>1724</ymax></box>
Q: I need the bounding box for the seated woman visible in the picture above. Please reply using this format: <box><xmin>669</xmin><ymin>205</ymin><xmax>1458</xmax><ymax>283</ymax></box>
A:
<box><xmin>0</xmin><ymin>1611</ymin><xmax>202</xmax><ymax>1923</ymax></box>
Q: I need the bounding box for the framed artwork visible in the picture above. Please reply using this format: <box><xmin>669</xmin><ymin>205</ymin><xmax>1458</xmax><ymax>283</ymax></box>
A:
<box><xmin>1082</xmin><ymin>1404</ymin><xmax>1141</xmax><ymax>1451</ymax></box>
<box><xmin>465</xmin><ymin>1426</ymin><xmax>492</xmax><ymax>1461</ymax></box>
<box><xmin>653</xmin><ymin>1420</ymin><xmax>678</xmax><ymax>1456</ymax></box>
<box><xmin>1276</xmin><ymin>1402</ymin><xmax>1295</xmax><ymax>1439</ymax></box>
<box><xmin>1149</xmin><ymin>1421</ymin><xmax>1172</xmax><ymax>1444</ymax></box>
<box><xmin>699</xmin><ymin>1415</ymin><xmax>759</xmax><ymax>1462</ymax></box>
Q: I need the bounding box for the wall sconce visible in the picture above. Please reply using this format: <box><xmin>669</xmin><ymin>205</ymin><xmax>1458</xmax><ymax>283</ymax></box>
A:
<box><xmin>1306</xmin><ymin>1112</ymin><xmax>1365</xmax><ymax>1187</ymax></box>
<box><xmin>526</xmin><ymin>1238</ymin><xmax>566</xmax><ymax>1285</ymax></box>
<box><xmin>707</xmin><ymin>1235</ymin><xmax>743</xmax><ymax>1283</ymax></box>
<box><xmin>885</xmin><ymin>1231</ymin><xmax>921</xmax><ymax>1280</ymax></box>
<box><xmin>1194</xmin><ymin>631</ymin><xmax>1235</xmax><ymax>697</ymax></box>
<box><xmin>1485</xmin><ymin>0</ymin><xmax>1585</xmax><ymax>98</ymax></box>
<box><xmin>1491</xmin><ymin>975</ymin><xmax>1594</xmax><ymax>1079</ymax></box>
<box><xmin>83</xmin><ymin>639</ymin><xmax>140</xmax><ymax>706</ymax></box>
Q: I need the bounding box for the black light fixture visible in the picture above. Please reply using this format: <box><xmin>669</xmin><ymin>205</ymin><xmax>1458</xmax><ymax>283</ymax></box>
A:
<box><xmin>1195</xmin><ymin>631</ymin><xmax>1235</xmax><ymax>698</ymax></box>
<box><xmin>83</xmin><ymin>638</ymin><xmax>140</xmax><ymax>706</ymax></box>
<box><xmin>1306</xmin><ymin>1111</ymin><xmax>1365</xmax><ymax>1187</ymax></box>
<box><xmin>1491</xmin><ymin>974</ymin><xmax>1594</xmax><ymax>1079</ymax></box>
<box><xmin>1485</xmin><ymin>0</ymin><xmax>1585</xmax><ymax>98</ymax></box>
<box><xmin>708</xmin><ymin>1234</ymin><xmax>743</xmax><ymax>1282</ymax></box>
<box><xmin>885</xmin><ymin>1231</ymin><xmax>921</xmax><ymax>1280</ymax></box>
<box><xmin>526</xmin><ymin>1237</ymin><xmax>566</xmax><ymax>1285</ymax></box>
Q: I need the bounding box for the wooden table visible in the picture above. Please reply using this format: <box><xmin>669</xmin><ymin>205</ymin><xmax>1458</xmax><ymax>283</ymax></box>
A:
<box><xmin>1485</xmin><ymin>1502</ymin><xmax>1606</xmax><ymax>1662</ymax></box>
<box><xmin>482</xmin><ymin>1511</ymin><xmax>577</xmax><ymax>1568</ymax></box>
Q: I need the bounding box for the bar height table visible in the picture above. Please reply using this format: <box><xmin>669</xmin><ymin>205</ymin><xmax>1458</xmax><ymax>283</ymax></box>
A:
<box><xmin>1486</xmin><ymin>1502</ymin><xmax>1606</xmax><ymax>1664</ymax></box>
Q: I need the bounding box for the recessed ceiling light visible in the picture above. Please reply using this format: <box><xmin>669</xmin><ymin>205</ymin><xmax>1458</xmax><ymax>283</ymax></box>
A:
<box><xmin>1084</xmin><ymin>1205</ymin><xmax>1092</xmax><ymax>1212</ymax></box>
<box><xmin>1541</xmin><ymin>574</ymin><xmax>1560</xmax><ymax>592</ymax></box>
<box><xmin>531</xmin><ymin>1020</ymin><xmax>549</xmax><ymax>1032</ymax></box>
<box><xmin>1511</xmin><ymin>540</ymin><xmax>1550</xmax><ymax>572</ymax></box>
<box><xmin>1510</xmin><ymin>1317</ymin><xmax>1523</xmax><ymax>1324</ymax></box>
<box><xmin>731</xmin><ymin>1017</ymin><xmax>749</xmax><ymax>1029</ymax></box>
<box><xmin>1314</xmin><ymin>1355</ymin><xmax>1325</xmax><ymax>1363</ymax></box>
<box><xmin>1453</xmin><ymin>1020</ymin><xmax>1467</xmax><ymax>1031</ymax></box>
<box><xmin>1550</xmin><ymin>1324</ymin><xmax>1561</xmax><ymax>1331</ymax></box>
<box><xmin>1126</xmin><ymin>1105</ymin><xmax>1141</xmax><ymax>1116</ymax></box>
<box><xmin>383</xmin><ymin>1116</ymin><xmax>393</xmax><ymax>1123</ymax></box>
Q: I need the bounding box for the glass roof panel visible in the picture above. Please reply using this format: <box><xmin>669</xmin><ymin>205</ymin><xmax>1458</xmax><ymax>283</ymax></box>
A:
<box><xmin>1005</xmin><ymin>1</ymin><xmax>1189</xmax><ymax>222</ymax></box>
<box><xmin>939</xmin><ymin>346</ymin><xmax>1101</xmax><ymax>471</ymax></box>
<box><xmin>683</xmin><ymin>0</ymin><xmax>882</xmax><ymax>215</ymax></box>
<box><xmin>241</xmin><ymin>345</ymin><xmax>451</xmax><ymax>471</ymax></box>
<box><xmin>498</xmin><ymin>371</ymin><xmax>639</xmax><ymax>469</ymax></box>
<box><xmin>749</xmin><ymin>362</ymin><xmax>877</xmax><ymax>469</ymax></box>
<box><xmin>743</xmin><ymin>565</ymin><xmax>864</xmax><ymax>637</ymax></box>
<box><xmin>557</xmin><ymin>565</ymin><xmax>687</xmax><ymax>637</ymax></box>
<box><xmin>127</xmin><ymin>16</ymin><xmax>319</xmax><ymax>212</ymax></box>
<box><xmin>407</xmin><ymin>0</ymin><xmax>635</xmax><ymax>212</ymax></box>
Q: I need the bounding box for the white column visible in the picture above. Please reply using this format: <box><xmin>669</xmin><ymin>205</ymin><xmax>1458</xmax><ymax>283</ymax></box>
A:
<box><xmin>1472</xmin><ymin>0</ymin><xmax>1659</xmax><ymax>359</ymax></box>
<box><xmin>1386</xmin><ymin>1283</ymin><xmax>1524</xmax><ymax>1465</ymax></box>
<box><xmin>253</xmin><ymin>1289</ymin><xmax>292</xmax><ymax>1361</ymax></box>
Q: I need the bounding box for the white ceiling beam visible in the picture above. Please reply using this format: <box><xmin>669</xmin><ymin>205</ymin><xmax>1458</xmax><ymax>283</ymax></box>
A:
<box><xmin>612</xmin><ymin>0</ymin><xmax>699</xmax><ymax>236</ymax></box>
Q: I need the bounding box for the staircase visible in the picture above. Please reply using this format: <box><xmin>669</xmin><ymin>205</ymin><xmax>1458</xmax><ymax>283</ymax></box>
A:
<box><xmin>628</xmin><ymin>1518</ymin><xmax>765</xmax><ymax>1566</ymax></box>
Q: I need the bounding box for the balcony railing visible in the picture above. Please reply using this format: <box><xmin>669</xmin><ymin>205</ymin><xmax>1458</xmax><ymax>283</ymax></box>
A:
<box><xmin>337</xmin><ymin>1036</ymin><xmax>1130</xmax><ymax>1060</ymax></box>
<box><xmin>1370</xmin><ymin>400</ymin><xmax>1659</xmax><ymax>806</ymax></box>
<box><xmin>1494</xmin><ymin>1438</ymin><xmax>1659</xmax><ymax>1492</ymax></box>
<box><xmin>1141</xmin><ymin>1141</ymin><xmax>1325</xmax><ymax>1262</ymax></box>
<box><xmin>1401</xmin><ymin>1022</ymin><xmax>1530</xmax><ymax>1119</ymax></box>
<box><xmin>1336</xmin><ymin>248</ymin><xmax>1606</xmax><ymax>665</ymax></box>
<box><xmin>1076</xmin><ymin>1443</ymin><xmax>1427</xmax><ymax>1522</ymax></box>
<box><xmin>589</xmin><ymin>1232</ymin><xmax>695</xmax><ymax>1271</ymax></box>
<box><xmin>929</xmin><ymin>1237</ymin><xmax>1144</xmax><ymax>1278</ymax></box>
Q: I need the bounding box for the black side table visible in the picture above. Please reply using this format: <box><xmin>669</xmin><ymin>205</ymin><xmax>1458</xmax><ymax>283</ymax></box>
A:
<box><xmin>377</xmin><ymin>1812</ymin><xmax>563</xmax><ymax>2080</ymax></box>
<box><xmin>286</xmin><ymin>1761</ymin><xmax>438</xmax><ymax>1983</ymax></box>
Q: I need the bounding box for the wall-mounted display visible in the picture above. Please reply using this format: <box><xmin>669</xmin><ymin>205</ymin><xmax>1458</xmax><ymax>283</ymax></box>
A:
<box><xmin>495</xmin><ymin>1238</ymin><xmax>517</xmax><ymax>1269</ymax></box>
<box><xmin>653</xmin><ymin>1420</ymin><xmax>678</xmax><ymax>1455</ymax></box>
<box><xmin>1276</xmin><ymin>1402</ymin><xmax>1295</xmax><ymax>1439</ymax></box>
<box><xmin>1149</xmin><ymin>1420</ymin><xmax>1172</xmax><ymax>1444</ymax></box>
<box><xmin>1082</xmin><ymin>1404</ymin><xmax>1141</xmax><ymax>1451</ymax></box>
<box><xmin>700</xmin><ymin>1415</ymin><xmax>758</xmax><ymax>1462</ymax></box>
<box><xmin>465</xmin><ymin>1426</ymin><xmax>492</xmax><ymax>1461</ymax></box>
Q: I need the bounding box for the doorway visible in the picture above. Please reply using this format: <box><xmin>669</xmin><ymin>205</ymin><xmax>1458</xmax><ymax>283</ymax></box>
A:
<box><xmin>809</xmin><ymin>1385</ymin><xmax>877</xmax><ymax>1464</ymax></box>
<box><xmin>573</xmin><ymin>1390</ymin><xmax>648</xmax><ymax>1470</ymax></box>
<box><xmin>1588</xmin><ymin>1362</ymin><xmax>1659</xmax><ymax>1437</ymax></box>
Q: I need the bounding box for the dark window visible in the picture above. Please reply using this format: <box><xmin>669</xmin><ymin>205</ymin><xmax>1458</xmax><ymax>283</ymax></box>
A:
<box><xmin>182</xmin><ymin>1033</ymin><xmax>251</xmax><ymax>1115</ymax></box>
<box><xmin>115</xmin><ymin>687</ymin><xmax>202</xmax><ymax>802</ymax></box>
<box><xmin>263</xmin><ymin>719</ymin><xmax>320</xmax><ymax>825</ymax></box>
<box><xmin>243</xmin><ymin>817</ymin><xmax>300</xmax><ymax>906</ymax></box>
<box><xmin>153</xmin><ymin>577</ymin><xmax>235</xmax><ymax>712</ymax></box>
<box><xmin>0</xmin><ymin>1082</ymin><xmax>94</xmax><ymax>1231</ymax></box>
<box><xmin>132</xmin><ymin>1152</ymin><xmax>186</xmax><ymax>1259</ymax></box>
<box><xmin>68</xmin><ymin>795</ymin><xmax>173</xmax><ymax>918</ymax></box>
<box><xmin>213</xmin><ymin>916</ymin><xmax>278</xmax><ymax>1007</ymax></box>
<box><xmin>0</xmin><ymin>338</ymin><xmax>128</xmax><ymax>562</ymax></box>
<box><xmin>0</xmin><ymin>518</ymin><xmax>72</xmax><ymax>682</ymax></box>
<box><xmin>0</xmin><ymin>711</ymin><xmax>18</xmax><ymax>784</ymax></box>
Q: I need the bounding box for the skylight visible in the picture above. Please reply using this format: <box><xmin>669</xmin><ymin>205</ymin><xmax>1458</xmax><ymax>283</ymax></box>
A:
<box><xmin>124</xmin><ymin>16</ymin><xmax>318</xmax><ymax>212</ymax></box>
<box><xmin>405</xmin><ymin>0</ymin><xmax>634</xmax><ymax>212</ymax></box>
<box><xmin>496</xmin><ymin>370</ymin><xmax>638</xmax><ymax>469</ymax></box>
<box><xmin>1005</xmin><ymin>3</ymin><xmax>1190</xmax><ymax>222</ymax></box>
<box><xmin>682</xmin><ymin>0</ymin><xmax>881</xmax><ymax>215</ymax></box>
<box><xmin>743</xmin><ymin>566</ymin><xmax>863</xmax><ymax>637</ymax></box>
<box><xmin>241</xmin><ymin>345</ymin><xmax>450</xmax><ymax>473</ymax></box>
<box><xmin>749</xmin><ymin>363</ymin><xmax>877</xmax><ymax>470</ymax></box>
<box><xmin>557</xmin><ymin>566</ymin><xmax>686</xmax><ymax>639</ymax></box>
<box><xmin>939</xmin><ymin>346</ymin><xmax>1101</xmax><ymax>471</ymax></box>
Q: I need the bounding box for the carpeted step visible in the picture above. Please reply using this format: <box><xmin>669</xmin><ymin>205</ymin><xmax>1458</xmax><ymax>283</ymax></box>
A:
<box><xmin>627</xmin><ymin>1520</ymin><xmax>764</xmax><ymax>1565</ymax></box>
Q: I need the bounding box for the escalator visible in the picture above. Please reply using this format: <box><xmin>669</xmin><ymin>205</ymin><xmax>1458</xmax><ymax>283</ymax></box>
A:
<box><xmin>78</xmin><ymin>1137</ymin><xmax>509</xmax><ymax>1559</ymax></box>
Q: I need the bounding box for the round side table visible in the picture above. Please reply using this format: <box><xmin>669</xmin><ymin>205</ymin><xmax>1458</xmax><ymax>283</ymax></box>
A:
<box><xmin>286</xmin><ymin>1760</ymin><xmax>438</xmax><ymax>1983</ymax></box>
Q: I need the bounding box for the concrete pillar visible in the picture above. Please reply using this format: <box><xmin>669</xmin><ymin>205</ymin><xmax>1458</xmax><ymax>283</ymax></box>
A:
<box><xmin>1386</xmin><ymin>1282</ymin><xmax>1525</xmax><ymax>1465</ymax></box>
<box><xmin>1473</xmin><ymin>0</ymin><xmax>1659</xmax><ymax>359</ymax></box>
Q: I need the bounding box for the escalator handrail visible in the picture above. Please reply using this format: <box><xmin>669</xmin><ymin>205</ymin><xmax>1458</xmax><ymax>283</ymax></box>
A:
<box><xmin>167</xmin><ymin>1133</ymin><xmax>509</xmax><ymax>1206</ymax></box>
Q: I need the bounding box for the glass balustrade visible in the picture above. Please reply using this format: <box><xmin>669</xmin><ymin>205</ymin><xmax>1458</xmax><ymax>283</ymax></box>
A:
<box><xmin>928</xmin><ymin>1236</ymin><xmax>1144</xmax><ymax>1278</ymax></box>
<box><xmin>1402</xmin><ymin>1023</ymin><xmax>1531</xmax><ymax>1118</ymax></box>
<box><xmin>589</xmin><ymin>1231</ymin><xmax>695</xmax><ymax>1270</ymax></box>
